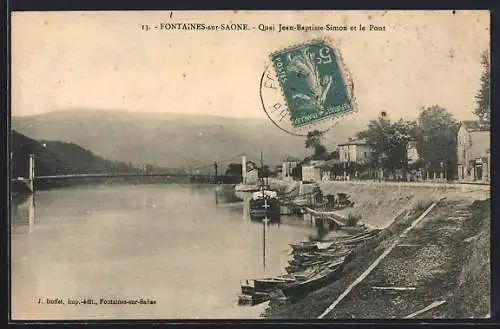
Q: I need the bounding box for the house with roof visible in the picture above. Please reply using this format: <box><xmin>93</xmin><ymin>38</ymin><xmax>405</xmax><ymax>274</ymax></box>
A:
<box><xmin>243</xmin><ymin>160</ymin><xmax>259</xmax><ymax>184</ymax></box>
<box><xmin>336</xmin><ymin>137</ymin><xmax>372</xmax><ymax>179</ymax></box>
<box><xmin>457</xmin><ymin>121</ymin><xmax>490</xmax><ymax>183</ymax></box>
<box><xmin>281</xmin><ymin>161</ymin><xmax>300</xmax><ymax>181</ymax></box>
<box><xmin>316</xmin><ymin>158</ymin><xmax>342</xmax><ymax>181</ymax></box>
<box><xmin>407</xmin><ymin>139</ymin><xmax>420</xmax><ymax>165</ymax></box>
<box><xmin>338</xmin><ymin>138</ymin><xmax>371</xmax><ymax>164</ymax></box>
<box><xmin>301</xmin><ymin>160</ymin><xmax>325</xmax><ymax>183</ymax></box>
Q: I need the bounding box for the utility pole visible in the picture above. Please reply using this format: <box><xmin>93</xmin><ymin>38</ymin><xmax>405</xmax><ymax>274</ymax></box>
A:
<box><xmin>260</xmin><ymin>150</ymin><xmax>265</xmax><ymax>200</ymax></box>
<box><xmin>214</xmin><ymin>161</ymin><xmax>218</xmax><ymax>183</ymax></box>
<box><xmin>260</xmin><ymin>149</ymin><xmax>268</xmax><ymax>271</ymax></box>
<box><xmin>242</xmin><ymin>155</ymin><xmax>247</xmax><ymax>184</ymax></box>
<box><xmin>28</xmin><ymin>154</ymin><xmax>35</xmax><ymax>193</ymax></box>
<box><xmin>263</xmin><ymin>198</ymin><xmax>269</xmax><ymax>271</ymax></box>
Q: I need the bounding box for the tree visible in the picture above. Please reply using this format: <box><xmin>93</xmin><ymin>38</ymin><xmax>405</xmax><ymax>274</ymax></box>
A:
<box><xmin>312</xmin><ymin>145</ymin><xmax>328</xmax><ymax>160</ymax></box>
<box><xmin>414</xmin><ymin>105</ymin><xmax>458</xmax><ymax>179</ymax></box>
<box><xmin>327</xmin><ymin>150</ymin><xmax>340</xmax><ymax>160</ymax></box>
<box><xmin>225</xmin><ymin>163</ymin><xmax>242</xmax><ymax>177</ymax></box>
<box><xmin>258</xmin><ymin>165</ymin><xmax>271</xmax><ymax>178</ymax></box>
<box><xmin>284</xmin><ymin>155</ymin><xmax>301</xmax><ymax>162</ymax></box>
<box><xmin>305</xmin><ymin>130</ymin><xmax>328</xmax><ymax>158</ymax></box>
<box><xmin>357</xmin><ymin>113</ymin><xmax>417</xmax><ymax>177</ymax></box>
<box><xmin>320</xmin><ymin>150</ymin><xmax>340</xmax><ymax>162</ymax></box>
<box><xmin>357</xmin><ymin>114</ymin><xmax>391</xmax><ymax>168</ymax></box>
<box><xmin>291</xmin><ymin>163</ymin><xmax>302</xmax><ymax>180</ymax></box>
<box><xmin>474</xmin><ymin>51</ymin><xmax>490</xmax><ymax>124</ymax></box>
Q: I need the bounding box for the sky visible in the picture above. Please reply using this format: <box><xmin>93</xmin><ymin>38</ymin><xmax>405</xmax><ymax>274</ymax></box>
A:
<box><xmin>11</xmin><ymin>10</ymin><xmax>490</xmax><ymax>121</ymax></box>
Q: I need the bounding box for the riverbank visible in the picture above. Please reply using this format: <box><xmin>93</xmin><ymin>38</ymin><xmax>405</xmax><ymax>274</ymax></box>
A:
<box><xmin>317</xmin><ymin>181</ymin><xmax>488</xmax><ymax>229</ymax></box>
<box><xmin>262</xmin><ymin>181</ymin><xmax>490</xmax><ymax>319</ymax></box>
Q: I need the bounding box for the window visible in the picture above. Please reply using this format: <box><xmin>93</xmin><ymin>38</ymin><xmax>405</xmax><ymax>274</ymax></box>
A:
<box><xmin>463</xmin><ymin>150</ymin><xmax>466</xmax><ymax>160</ymax></box>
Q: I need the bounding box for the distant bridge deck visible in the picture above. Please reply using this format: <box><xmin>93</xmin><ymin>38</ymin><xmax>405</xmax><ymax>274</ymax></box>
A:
<box><xmin>10</xmin><ymin>173</ymin><xmax>218</xmax><ymax>181</ymax></box>
<box><xmin>33</xmin><ymin>173</ymin><xmax>198</xmax><ymax>179</ymax></box>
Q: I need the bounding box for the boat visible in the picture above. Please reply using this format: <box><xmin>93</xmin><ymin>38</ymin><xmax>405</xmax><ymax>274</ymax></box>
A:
<box><xmin>252</xmin><ymin>190</ymin><xmax>278</xmax><ymax>199</ymax></box>
<box><xmin>292</xmin><ymin>252</ymin><xmax>342</xmax><ymax>263</ymax></box>
<box><xmin>286</xmin><ymin>265</ymin><xmax>303</xmax><ymax>273</ymax></box>
<box><xmin>241</xmin><ymin>279</ymin><xmax>255</xmax><ymax>295</ymax></box>
<box><xmin>291</xmin><ymin>264</ymin><xmax>326</xmax><ymax>281</ymax></box>
<box><xmin>292</xmin><ymin>258</ymin><xmax>329</xmax><ymax>266</ymax></box>
<box><xmin>253</xmin><ymin>277</ymin><xmax>295</xmax><ymax>292</ymax></box>
<box><xmin>289</xmin><ymin>182</ymin><xmax>321</xmax><ymax>207</ymax></box>
<box><xmin>280</xmin><ymin>259</ymin><xmax>346</xmax><ymax>298</ymax></box>
<box><xmin>316</xmin><ymin>241</ymin><xmax>336</xmax><ymax>250</ymax></box>
<box><xmin>249</xmin><ymin>190</ymin><xmax>280</xmax><ymax>220</ymax></box>
<box><xmin>302</xmin><ymin>207</ymin><xmax>348</xmax><ymax>226</ymax></box>
<box><xmin>290</xmin><ymin>252</ymin><xmax>322</xmax><ymax>261</ymax></box>
<box><xmin>328</xmin><ymin>230</ymin><xmax>380</xmax><ymax>245</ymax></box>
<box><xmin>291</xmin><ymin>196</ymin><xmax>313</xmax><ymax>207</ymax></box>
<box><xmin>234</xmin><ymin>183</ymin><xmax>261</xmax><ymax>192</ymax></box>
<box><xmin>289</xmin><ymin>241</ymin><xmax>319</xmax><ymax>253</ymax></box>
<box><xmin>238</xmin><ymin>291</ymin><xmax>270</xmax><ymax>306</ymax></box>
<box><xmin>287</xmin><ymin>258</ymin><xmax>332</xmax><ymax>273</ymax></box>
<box><xmin>289</xmin><ymin>240</ymin><xmax>344</xmax><ymax>254</ymax></box>
<box><xmin>241</xmin><ymin>276</ymin><xmax>296</xmax><ymax>295</ymax></box>
<box><xmin>238</xmin><ymin>294</ymin><xmax>254</xmax><ymax>305</ymax></box>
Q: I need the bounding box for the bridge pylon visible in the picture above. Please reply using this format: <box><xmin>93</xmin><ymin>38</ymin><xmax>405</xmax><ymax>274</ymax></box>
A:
<box><xmin>27</xmin><ymin>153</ymin><xmax>35</xmax><ymax>192</ymax></box>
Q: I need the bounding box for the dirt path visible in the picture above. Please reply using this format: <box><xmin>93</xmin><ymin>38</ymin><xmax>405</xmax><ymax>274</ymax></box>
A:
<box><xmin>321</xmin><ymin>199</ymin><xmax>487</xmax><ymax>319</ymax></box>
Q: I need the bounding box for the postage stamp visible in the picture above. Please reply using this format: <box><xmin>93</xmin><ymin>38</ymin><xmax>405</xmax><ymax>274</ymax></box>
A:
<box><xmin>10</xmin><ymin>10</ymin><xmax>491</xmax><ymax>322</ymax></box>
<box><xmin>263</xmin><ymin>39</ymin><xmax>356</xmax><ymax>132</ymax></box>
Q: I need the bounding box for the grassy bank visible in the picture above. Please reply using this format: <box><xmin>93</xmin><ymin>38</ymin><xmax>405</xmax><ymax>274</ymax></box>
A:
<box><xmin>428</xmin><ymin>199</ymin><xmax>490</xmax><ymax>318</ymax></box>
<box><xmin>263</xmin><ymin>182</ymin><xmax>490</xmax><ymax>319</ymax></box>
<box><xmin>317</xmin><ymin>182</ymin><xmax>487</xmax><ymax>228</ymax></box>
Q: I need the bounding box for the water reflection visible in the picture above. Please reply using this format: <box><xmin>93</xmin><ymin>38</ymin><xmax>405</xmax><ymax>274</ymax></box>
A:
<box><xmin>11</xmin><ymin>194</ymin><xmax>35</xmax><ymax>234</ymax></box>
<box><xmin>215</xmin><ymin>185</ymin><xmax>243</xmax><ymax>205</ymax></box>
<box><xmin>214</xmin><ymin>185</ymin><xmax>348</xmax><ymax>244</ymax></box>
<box><xmin>214</xmin><ymin>185</ymin><xmax>336</xmax><ymax>231</ymax></box>
<box><xmin>215</xmin><ymin>186</ymin><xmax>283</xmax><ymax>272</ymax></box>
<box><xmin>11</xmin><ymin>185</ymin><xmax>345</xmax><ymax>319</ymax></box>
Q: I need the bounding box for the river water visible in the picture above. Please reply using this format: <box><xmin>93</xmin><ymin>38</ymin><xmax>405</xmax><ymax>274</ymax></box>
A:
<box><xmin>10</xmin><ymin>184</ymin><xmax>315</xmax><ymax>320</ymax></box>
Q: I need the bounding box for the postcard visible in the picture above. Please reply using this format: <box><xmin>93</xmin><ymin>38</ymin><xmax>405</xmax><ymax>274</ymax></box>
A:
<box><xmin>10</xmin><ymin>10</ymin><xmax>490</xmax><ymax>320</ymax></box>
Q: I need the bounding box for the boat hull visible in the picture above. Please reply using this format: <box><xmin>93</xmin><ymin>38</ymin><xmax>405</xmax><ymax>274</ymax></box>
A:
<box><xmin>234</xmin><ymin>184</ymin><xmax>261</xmax><ymax>192</ymax></box>
<box><xmin>249</xmin><ymin>198</ymin><xmax>280</xmax><ymax>220</ymax></box>
<box><xmin>290</xmin><ymin>243</ymin><xmax>318</xmax><ymax>253</ymax></box>
<box><xmin>238</xmin><ymin>292</ymin><xmax>270</xmax><ymax>306</ymax></box>
<box><xmin>280</xmin><ymin>264</ymin><xmax>345</xmax><ymax>298</ymax></box>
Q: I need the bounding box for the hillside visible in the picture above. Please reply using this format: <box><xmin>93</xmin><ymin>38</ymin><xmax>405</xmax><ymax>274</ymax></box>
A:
<box><xmin>12</xmin><ymin>109</ymin><xmax>367</xmax><ymax>170</ymax></box>
<box><xmin>10</xmin><ymin>130</ymin><xmax>139</xmax><ymax>178</ymax></box>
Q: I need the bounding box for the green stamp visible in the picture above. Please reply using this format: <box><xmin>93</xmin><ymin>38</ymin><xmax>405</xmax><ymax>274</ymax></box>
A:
<box><xmin>270</xmin><ymin>40</ymin><xmax>354</xmax><ymax>128</ymax></box>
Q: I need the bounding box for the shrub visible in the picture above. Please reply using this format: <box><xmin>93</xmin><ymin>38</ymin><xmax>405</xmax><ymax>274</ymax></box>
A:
<box><xmin>414</xmin><ymin>200</ymin><xmax>430</xmax><ymax>213</ymax></box>
<box><xmin>346</xmin><ymin>213</ymin><xmax>362</xmax><ymax>227</ymax></box>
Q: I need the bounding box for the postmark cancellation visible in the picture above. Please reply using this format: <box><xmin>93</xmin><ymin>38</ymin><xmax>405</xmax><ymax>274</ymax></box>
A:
<box><xmin>261</xmin><ymin>38</ymin><xmax>357</xmax><ymax>135</ymax></box>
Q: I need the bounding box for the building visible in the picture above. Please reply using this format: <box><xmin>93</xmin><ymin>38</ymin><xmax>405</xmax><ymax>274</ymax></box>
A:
<box><xmin>241</xmin><ymin>156</ymin><xmax>259</xmax><ymax>184</ymax></box>
<box><xmin>301</xmin><ymin>160</ymin><xmax>324</xmax><ymax>183</ymax></box>
<box><xmin>275</xmin><ymin>164</ymin><xmax>283</xmax><ymax>178</ymax></box>
<box><xmin>407</xmin><ymin>140</ymin><xmax>420</xmax><ymax>165</ymax></box>
<box><xmin>317</xmin><ymin>159</ymin><xmax>342</xmax><ymax>181</ymax></box>
<box><xmin>281</xmin><ymin>161</ymin><xmax>300</xmax><ymax>181</ymax></box>
<box><xmin>245</xmin><ymin>169</ymin><xmax>259</xmax><ymax>184</ymax></box>
<box><xmin>457</xmin><ymin>121</ymin><xmax>490</xmax><ymax>183</ymax></box>
<box><xmin>338</xmin><ymin>138</ymin><xmax>371</xmax><ymax>164</ymax></box>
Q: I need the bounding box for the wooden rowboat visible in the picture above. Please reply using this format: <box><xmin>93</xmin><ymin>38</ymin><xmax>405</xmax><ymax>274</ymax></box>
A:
<box><xmin>280</xmin><ymin>258</ymin><xmax>346</xmax><ymax>298</ymax></box>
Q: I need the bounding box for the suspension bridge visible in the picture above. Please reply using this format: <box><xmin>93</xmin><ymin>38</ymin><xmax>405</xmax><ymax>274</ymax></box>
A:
<box><xmin>11</xmin><ymin>153</ymin><xmax>264</xmax><ymax>194</ymax></box>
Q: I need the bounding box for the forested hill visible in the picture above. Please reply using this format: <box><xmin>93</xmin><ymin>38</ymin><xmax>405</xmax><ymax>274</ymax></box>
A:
<box><xmin>11</xmin><ymin>130</ymin><xmax>140</xmax><ymax>178</ymax></box>
<box><xmin>12</xmin><ymin>109</ymin><xmax>367</xmax><ymax>169</ymax></box>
